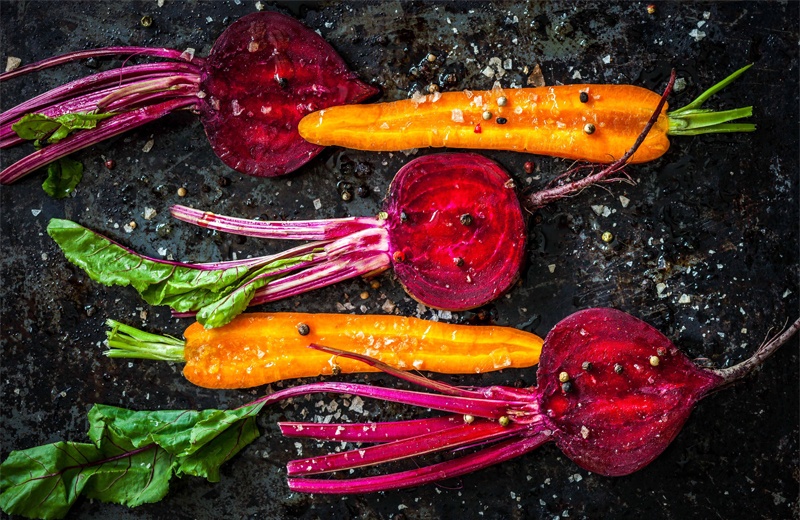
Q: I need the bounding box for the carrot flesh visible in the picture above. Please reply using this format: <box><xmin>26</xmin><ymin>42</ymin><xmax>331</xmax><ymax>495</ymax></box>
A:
<box><xmin>298</xmin><ymin>85</ymin><xmax>670</xmax><ymax>164</ymax></box>
<box><xmin>182</xmin><ymin>312</ymin><xmax>543</xmax><ymax>389</ymax></box>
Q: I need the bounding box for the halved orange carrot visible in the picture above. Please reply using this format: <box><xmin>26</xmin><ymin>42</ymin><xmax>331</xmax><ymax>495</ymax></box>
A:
<box><xmin>106</xmin><ymin>312</ymin><xmax>542</xmax><ymax>389</ymax></box>
<box><xmin>298</xmin><ymin>65</ymin><xmax>754</xmax><ymax>164</ymax></box>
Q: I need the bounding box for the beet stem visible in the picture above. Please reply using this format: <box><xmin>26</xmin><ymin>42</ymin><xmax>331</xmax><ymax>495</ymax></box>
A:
<box><xmin>526</xmin><ymin>69</ymin><xmax>677</xmax><ymax>210</ymax></box>
<box><xmin>0</xmin><ymin>46</ymin><xmax>201</xmax><ymax>82</ymax></box>
<box><xmin>307</xmin><ymin>343</ymin><xmax>488</xmax><ymax>398</ymax></box>
<box><xmin>711</xmin><ymin>317</ymin><xmax>800</xmax><ymax>385</ymax></box>
<box><xmin>286</xmin><ymin>420</ymin><xmax>525</xmax><ymax>476</ymax></box>
<box><xmin>95</xmin><ymin>75</ymin><xmax>200</xmax><ymax>110</ymax></box>
<box><xmin>0</xmin><ymin>63</ymin><xmax>201</xmax><ymax>127</ymax></box>
<box><xmin>0</xmin><ymin>97</ymin><xmax>199</xmax><ymax>184</ymax></box>
<box><xmin>245</xmin><ymin>227</ymin><xmax>392</xmax><ymax>306</ymax></box>
<box><xmin>170</xmin><ymin>204</ymin><xmax>382</xmax><ymax>240</ymax></box>
<box><xmin>287</xmin><ymin>433</ymin><xmax>550</xmax><ymax>494</ymax></box>
<box><xmin>247</xmin><ymin>382</ymin><xmax>516</xmax><ymax>419</ymax></box>
<box><xmin>279</xmin><ymin>416</ymin><xmax>464</xmax><ymax>443</ymax></box>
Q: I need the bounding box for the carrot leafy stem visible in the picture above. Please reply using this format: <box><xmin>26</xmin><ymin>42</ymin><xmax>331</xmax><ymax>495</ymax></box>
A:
<box><xmin>667</xmin><ymin>64</ymin><xmax>755</xmax><ymax>135</ymax></box>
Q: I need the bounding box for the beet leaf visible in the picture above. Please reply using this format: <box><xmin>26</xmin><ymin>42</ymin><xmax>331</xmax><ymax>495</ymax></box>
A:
<box><xmin>47</xmin><ymin>219</ymin><xmax>318</xmax><ymax>327</ymax></box>
<box><xmin>42</xmin><ymin>157</ymin><xmax>83</xmax><ymax>199</ymax></box>
<box><xmin>1</xmin><ymin>312</ymin><xmax>797</xmax><ymax>518</ymax></box>
<box><xmin>0</xmin><ymin>403</ymin><xmax>263</xmax><ymax>520</ymax></box>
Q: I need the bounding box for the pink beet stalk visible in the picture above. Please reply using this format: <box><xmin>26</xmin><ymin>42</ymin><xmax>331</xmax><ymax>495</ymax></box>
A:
<box><xmin>1</xmin><ymin>12</ymin><xmax>379</xmax><ymax>184</ymax></box>
<box><xmin>268</xmin><ymin>310</ymin><xmax>798</xmax><ymax>493</ymax></box>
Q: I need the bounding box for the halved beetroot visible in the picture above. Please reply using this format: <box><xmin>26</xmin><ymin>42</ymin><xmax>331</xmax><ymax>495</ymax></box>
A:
<box><xmin>1</xmin><ymin>11</ymin><xmax>378</xmax><ymax>184</ymax></box>
<box><xmin>537</xmin><ymin>308</ymin><xmax>722</xmax><ymax>475</ymax></box>
<box><xmin>199</xmin><ymin>12</ymin><xmax>378</xmax><ymax>177</ymax></box>
<box><xmin>50</xmin><ymin>153</ymin><xmax>527</xmax><ymax>328</ymax></box>
<box><xmin>384</xmin><ymin>154</ymin><xmax>526</xmax><ymax>310</ymax></box>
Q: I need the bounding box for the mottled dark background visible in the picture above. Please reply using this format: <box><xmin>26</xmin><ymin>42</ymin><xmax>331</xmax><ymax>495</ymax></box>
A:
<box><xmin>1</xmin><ymin>2</ymin><xmax>798</xmax><ymax>519</ymax></box>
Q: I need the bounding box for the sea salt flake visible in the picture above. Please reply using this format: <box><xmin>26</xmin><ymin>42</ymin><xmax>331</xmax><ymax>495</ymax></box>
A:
<box><xmin>6</xmin><ymin>56</ymin><xmax>22</xmax><ymax>72</ymax></box>
<box><xmin>689</xmin><ymin>29</ymin><xmax>706</xmax><ymax>42</ymax></box>
<box><xmin>313</xmin><ymin>198</ymin><xmax>322</xmax><ymax>210</ymax></box>
<box><xmin>31</xmin><ymin>209</ymin><xmax>42</xmax><ymax>216</ymax></box>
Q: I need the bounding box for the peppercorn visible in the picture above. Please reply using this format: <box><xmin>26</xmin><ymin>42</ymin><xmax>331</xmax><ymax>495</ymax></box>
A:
<box><xmin>524</xmin><ymin>161</ymin><xmax>534</xmax><ymax>174</ymax></box>
<box><xmin>496</xmin><ymin>117</ymin><xmax>508</xmax><ymax>125</ymax></box>
<box><xmin>579</xmin><ymin>91</ymin><xmax>589</xmax><ymax>103</ymax></box>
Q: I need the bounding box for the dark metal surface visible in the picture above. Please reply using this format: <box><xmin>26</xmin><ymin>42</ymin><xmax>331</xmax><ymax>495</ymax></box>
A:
<box><xmin>1</xmin><ymin>2</ymin><xmax>798</xmax><ymax>519</ymax></box>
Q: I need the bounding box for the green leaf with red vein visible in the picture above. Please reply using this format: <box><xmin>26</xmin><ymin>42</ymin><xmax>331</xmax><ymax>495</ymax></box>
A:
<box><xmin>0</xmin><ymin>403</ymin><xmax>264</xmax><ymax>519</ymax></box>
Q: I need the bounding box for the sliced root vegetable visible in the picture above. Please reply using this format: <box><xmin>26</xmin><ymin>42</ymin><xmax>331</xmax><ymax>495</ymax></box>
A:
<box><xmin>3</xmin><ymin>310</ymin><xmax>796</xmax><ymax>518</ymax></box>
<box><xmin>197</xmin><ymin>12</ymin><xmax>377</xmax><ymax>176</ymax></box>
<box><xmin>299</xmin><ymin>64</ymin><xmax>755</xmax><ymax>163</ymax></box>
<box><xmin>105</xmin><ymin>312</ymin><xmax>543</xmax><ymax>389</ymax></box>
<box><xmin>0</xmin><ymin>11</ymin><xmax>378</xmax><ymax>187</ymax></box>
<box><xmin>49</xmin><ymin>153</ymin><xmax>525</xmax><ymax>327</ymax></box>
<box><xmin>48</xmin><ymin>74</ymin><xmax>680</xmax><ymax>326</ymax></box>
<box><xmin>384</xmin><ymin>154</ymin><xmax>526</xmax><ymax>309</ymax></box>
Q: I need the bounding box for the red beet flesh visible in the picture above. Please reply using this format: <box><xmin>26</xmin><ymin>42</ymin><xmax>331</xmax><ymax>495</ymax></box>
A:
<box><xmin>384</xmin><ymin>154</ymin><xmax>526</xmax><ymax>310</ymax></box>
<box><xmin>0</xmin><ymin>12</ymin><xmax>378</xmax><ymax>183</ymax></box>
<box><xmin>199</xmin><ymin>12</ymin><xmax>378</xmax><ymax>177</ymax></box>
<box><xmin>538</xmin><ymin>308</ymin><xmax>723</xmax><ymax>476</ymax></box>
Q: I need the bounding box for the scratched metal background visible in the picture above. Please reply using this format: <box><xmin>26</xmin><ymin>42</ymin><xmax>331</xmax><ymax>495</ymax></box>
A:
<box><xmin>1</xmin><ymin>1</ymin><xmax>798</xmax><ymax>519</ymax></box>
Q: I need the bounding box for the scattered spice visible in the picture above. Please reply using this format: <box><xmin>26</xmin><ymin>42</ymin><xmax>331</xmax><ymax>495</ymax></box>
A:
<box><xmin>359</xmin><ymin>291</ymin><xmax>370</xmax><ymax>300</ymax></box>
<box><xmin>524</xmin><ymin>161</ymin><xmax>534</xmax><ymax>174</ymax></box>
<box><xmin>601</xmin><ymin>231</ymin><xmax>614</xmax><ymax>243</ymax></box>
<box><xmin>496</xmin><ymin>117</ymin><xmax>508</xmax><ymax>125</ymax></box>
<box><xmin>583</xmin><ymin>123</ymin><xmax>596</xmax><ymax>134</ymax></box>
<box><xmin>177</xmin><ymin>187</ymin><xmax>187</xmax><ymax>197</ymax></box>
<box><xmin>140</xmin><ymin>15</ymin><xmax>153</xmax><ymax>27</ymax></box>
<box><xmin>297</xmin><ymin>323</ymin><xmax>310</xmax><ymax>336</ymax></box>
<box><xmin>579</xmin><ymin>91</ymin><xmax>589</xmax><ymax>103</ymax></box>
<box><xmin>104</xmin><ymin>159</ymin><xmax>116</xmax><ymax>170</ymax></box>
<box><xmin>482</xmin><ymin>110</ymin><xmax>493</xmax><ymax>120</ymax></box>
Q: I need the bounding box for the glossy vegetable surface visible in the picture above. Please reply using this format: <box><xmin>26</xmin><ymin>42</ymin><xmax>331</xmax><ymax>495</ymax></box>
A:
<box><xmin>299</xmin><ymin>65</ymin><xmax>754</xmax><ymax>163</ymax></box>
<box><xmin>0</xmin><ymin>11</ymin><xmax>377</xmax><ymax>186</ymax></box>
<box><xmin>49</xmin><ymin>153</ymin><xmax>526</xmax><ymax>327</ymax></box>
<box><xmin>2</xmin><ymin>309</ymin><xmax>796</xmax><ymax>519</ymax></box>
<box><xmin>106</xmin><ymin>312</ymin><xmax>543</xmax><ymax>389</ymax></box>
